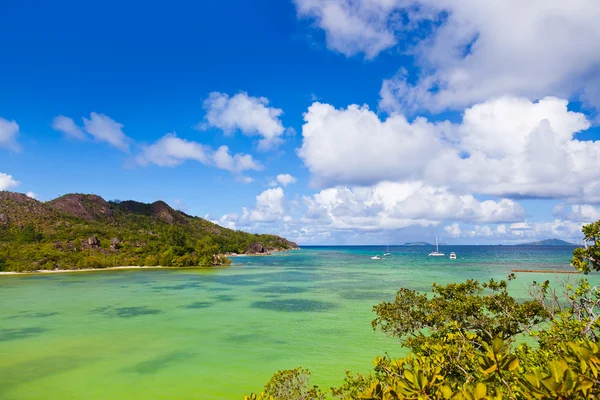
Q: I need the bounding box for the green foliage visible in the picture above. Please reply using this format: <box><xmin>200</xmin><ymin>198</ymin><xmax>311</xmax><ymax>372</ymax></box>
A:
<box><xmin>17</xmin><ymin>224</ymin><xmax>43</xmax><ymax>243</ymax></box>
<box><xmin>245</xmin><ymin>368</ymin><xmax>326</xmax><ymax>400</ymax></box>
<box><xmin>572</xmin><ymin>220</ymin><xmax>600</xmax><ymax>274</ymax></box>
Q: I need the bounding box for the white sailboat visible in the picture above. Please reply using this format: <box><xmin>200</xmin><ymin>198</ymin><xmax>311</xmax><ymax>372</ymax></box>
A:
<box><xmin>428</xmin><ymin>237</ymin><xmax>445</xmax><ymax>257</ymax></box>
<box><xmin>383</xmin><ymin>245</ymin><xmax>391</xmax><ymax>256</ymax></box>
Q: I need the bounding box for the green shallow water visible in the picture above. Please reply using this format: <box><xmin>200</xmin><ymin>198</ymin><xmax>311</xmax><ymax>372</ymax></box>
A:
<box><xmin>1</xmin><ymin>246</ymin><xmax>597</xmax><ymax>399</ymax></box>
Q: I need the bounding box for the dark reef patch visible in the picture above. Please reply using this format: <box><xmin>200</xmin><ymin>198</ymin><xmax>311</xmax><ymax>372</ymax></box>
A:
<box><xmin>153</xmin><ymin>282</ymin><xmax>203</xmax><ymax>291</ymax></box>
<box><xmin>122</xmin><ymin>352</ymin><xmax>192</xmax><ymax>374</ymax></box>
<box><xmin>0</xmin><ymin>354</ymin><xmax>92</xmax><ymax>392</ymax></box>
<box><xmin>91</xmin><ymin>305</ymin><xmax>162</xmax><ymax>318</ymax></box>
<box><xmin>213</xmin><ymin>274</ymin><xmax>263</xmax><ymax>286</ymax></box>
<box><xmin>5</xmin><ymin>311</ymin><xmax>59</xmax><ymax>320</ymax></box>
<box><xmin>251</xmin><ymin>299</ymin><xmax>336</xmax><ymax>313</ymax></box>
<box><xmin>56</xmin><ymin>280</ymin><xmax>87</xmax><ymax>285</ymax></box>
<box><xmin>338</xmin><ymin>290</ymin><xmax>388</xmax><ymax>301</ymax></box>
<box><xmin>257</xmin><ymin>286</ymin><xmax>308</xmax><ymax>295</ymax></box>
<box><xmin>180</xmin><ymin>301</ymin><xmax>212</xmax><ymax>309</ymax></box>
<box><xmin>212</xmin><ymin>294</ymin><xmax>235</xmax><ymax>302</ymax></box>
<box><xmin>0</xmin><ymin>327</ymin><xmax>48</xmax><ymax>342</ymax></box>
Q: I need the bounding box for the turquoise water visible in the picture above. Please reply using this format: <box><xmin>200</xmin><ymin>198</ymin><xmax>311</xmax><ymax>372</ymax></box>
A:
<box><xmin>0</xmin><ymin>246</ymin><xmax>594</xmax><ymax>399</ymax></box>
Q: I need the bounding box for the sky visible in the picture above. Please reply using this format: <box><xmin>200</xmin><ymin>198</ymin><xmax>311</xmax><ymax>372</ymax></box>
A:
<box><xmin>2</xmin><ymin>0</ymin><xmax>600</xmax><ymax>245</ymax></box>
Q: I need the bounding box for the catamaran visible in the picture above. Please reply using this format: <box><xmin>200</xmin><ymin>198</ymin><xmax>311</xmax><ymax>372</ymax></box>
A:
<box><xmin>384</xmin><ymin>245</ymin><xmax>391</xmax><ymax>256</ymax></box>
<box><xmin>428</xmin><ymin>237</ymin><xmax>445</xmax><ymax>257</ymax></box>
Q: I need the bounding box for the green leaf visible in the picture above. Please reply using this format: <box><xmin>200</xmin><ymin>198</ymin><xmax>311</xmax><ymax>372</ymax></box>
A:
<box><xmin>474</xmin><ymin>382</ymin><xmax>487</xmax><ymax>399</ymax></box>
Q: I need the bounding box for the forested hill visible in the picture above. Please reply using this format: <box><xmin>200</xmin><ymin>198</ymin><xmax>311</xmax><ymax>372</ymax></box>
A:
<box><xmin>0</xmin><ymin>192</ymin><xmax>298</xmax><ymax>272</ymax></box>
<box><xmin>515</xmin><ymin>238</ymin><xmax>576</xmax><ymax>246</ymax></box>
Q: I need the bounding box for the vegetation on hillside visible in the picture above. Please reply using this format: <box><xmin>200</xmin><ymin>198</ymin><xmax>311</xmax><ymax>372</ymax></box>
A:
<box><xmin>246</xmin><ymin>220</ymin><xmax>600</xmax><ymax>399</ymax></box>
<box><xmin>0</xmin><ymin>192</ymin><xmax>297</xmax><ymax>272</ymax></box>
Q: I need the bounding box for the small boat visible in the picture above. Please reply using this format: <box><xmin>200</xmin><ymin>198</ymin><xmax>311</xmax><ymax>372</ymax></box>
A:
<box><xmin>383</xmin><ymin>245</ymin><xmax>391</xmax><ymax>256</ymax></box>
<box><xmin>449</xmin><ymin>252</ymin><xmax>457</xmax><ymax>260</ymax></box>
<box><xmin>371</xmin><ymin>255</ymin><xmax>382</xmax><ymax>260</ymax></box>
<box><xmin>428</xmin><ymin>237</ymin><xmax>445</xmax><ymax>257</ymax></box>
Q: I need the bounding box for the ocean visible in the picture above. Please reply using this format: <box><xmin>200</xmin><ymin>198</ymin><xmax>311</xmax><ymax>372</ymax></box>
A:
<box><xmin>0</xmin><ymin>245</ymin><xmax>595</xmax><ymax>399</ymax></box>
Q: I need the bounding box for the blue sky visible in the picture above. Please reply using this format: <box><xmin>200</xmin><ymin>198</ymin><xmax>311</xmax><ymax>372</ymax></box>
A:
<box><xmin>2</xmin><ymin>0</ymin><xmax>600</xmax><ymax>244</ymax></box>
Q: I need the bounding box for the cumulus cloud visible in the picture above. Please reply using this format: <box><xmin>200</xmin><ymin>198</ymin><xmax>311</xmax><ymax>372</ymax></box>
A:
<box><xmin>298</xmin><ymin>102</ymin><xmax>445</xmax><ymax>187</ymax></box>
<box><xmin>26</xmin><ymin>191</ymin><xmax>37</xmax><ymax>199</ymax></box>
<box><xmin>136</xmin><ymin>133</ymin><xmax>262</xmax><ymax>174</ymax></box>
<box><xmin>0</xmin><ymin>117</ymin><xmax>20</xmax><ymax>152</ymax></box>
<box><xmin>218</xmin><ymin>187</ymin><xmax>288</xmax><ymax>228</ymax></box>
<box><xmin>294</xmin><ymin>0</ymin><xmax>399</xmax><ymax>59</ymax></box>
<box><xmin>200</xmin><ymin>92</ymin><xmax>286</xmax><ymax>150</ymax></box>
<box><xmin>553</xmin><ymin>204</ymin><xmax>600</xmax><ymax>223</ymax></box>
<box><xmin>51</xmin><ymin>116</ymin><xmax>85</xmax><ymax>139</ymax></box>
<box><xmin>444</xmin><ymin>220</ymin><xmax>585</xmax><ymax>243</ymax></box>
<box><xmin>52</xmin><ymin>113</ymin><xmax>131</xmax><ymax>151</ymax></box>
<box><xmin>83</xmin><ymin>112</ymin><xmax>130</xmax><ymax>151</ymax></box>
<box><xmin>294</xmin><ymin>0</ymin><xmax>600</xmax><ymax>111</ymax></box>
<box><xmin>249</xmin><ymin>187</ymin><xmax>286</xmax><ymax>222</ymax></box>
<box><xmin>298</xmin><ymin>97</ymin><xmax>600</xmax><ymax>200</ymax></box>
<box><xmin>302</xmin><ymin>181</ymin><xmax>524</xmax><ymax>231</ymax></box>
<box><xmin>0</xmin><ymin>173</ymin><xmax>19</xmax><ymax>191</ymax></box>
<box><xmin>270</xmin><ymin>173</ymin><xmax>297</xmax><ymax>187</ymax></box>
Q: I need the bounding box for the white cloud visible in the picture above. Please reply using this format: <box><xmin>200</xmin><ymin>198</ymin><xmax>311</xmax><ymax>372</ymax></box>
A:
<box><xmin>218</xmin><ymin>187</ymin><xmax>288</xmax><ymax>228</ymax></box>
<box><xmin>52</xmin><ymin>113</ymin><xmax>131</xmax><ymax>151</ymax></box>
<box><xmin>298</xmin><ymin>102</ymin><xmax>445</xmax><ymax>187</ymax></box>
<box><xmin>82</xmin><ymin>112</ymin><xmax>130</xmax><ymax>151</ymax></box>
<box><xmin>381</xmin><ymin>0</ymin><xmax>600</xmax><ymax>112</ymax></box>
<box><xmin>0</xmin><ymin>117</ymin><xmax>20</xmax><ymax>152</ymax></box>
<box><xmin>51</xmin><ymin>116</ymin><xmax>85</xmax><ymax>139</ymax></box>
<box><xmin>236</xmin><ymin>176</ymin><xmax>255</xmax><ymax>184</ymax></box>
<box><xmin>445</xmin><ymin>220</ymin><xmax>585</xmax><ymax>243</ymax></box>
<box><xmin>0</xmin><ymin>173</ymin><xmax>19</xmax><ymax>191</ymax></box>
<box><xmin>136</xmin><ymin>134</ymin><xmax>211</xmax><ymax>167</ymax></box>
<box><xmin>136</xmin><ymin>133</ymin><xmax>262</xmax><ymax>174</ymax></box>
<box><xmin>298</xmin><ymin>97</ymin><xmax>600</xmax><ymax>200</ymax></box>
<box><xmin>553</xmin><ymin>204</ymin><xmax>600</xmax><ymax>223</ymax></box>
<box><xmin>249</xmin><ymin>187</ymin><xmax>286</xmax><ymax>222</ymax></box>
<box><xmin>302</xmin><ymin>181</ymin><xmax>524</xmax><ymax>231</ymax></box>
<box><xmin>270</xmin><ymin>173</ymin><xmax>297</xmax><ymax>187</ymax></box>
<box><xmin>26</xmin><ymin>191</ymin><xmax>37</xmax><ymax>199</ymax></box>
<box><xmin>294</xmin><ymin>0</ymin><xmax>399</xmax><ymax>59</ymax></box>
<box><xmin>200</xmin><ymin>92</ymin><xmax>286</xmax><ymax>150</ymax></box>
<box><xmin>213</xmin><ymin>145</ymin><xmax>263</xmax><ymax>173</ymax></box>
<box><xmin>294</xmin><ymin>0</ymin><xmax>600</xmax><ymax>111</ymax></box>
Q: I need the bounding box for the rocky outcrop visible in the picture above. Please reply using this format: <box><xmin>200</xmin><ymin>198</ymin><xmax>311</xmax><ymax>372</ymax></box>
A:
<box><xmin>110</xmin><ymin>238</ymin><xmax>121</xmax><ymax>251</ymax></box>
<box><xmin>0</xmin><ymin>213</ymin><xmax>7</xmax><ymax>225</ymax></box>
<box><xmin>115</xmin><ymin>200</ymin><xmax>188</xmax><ymax>225</ymax></box>
<box><xmin>48</xmin><ymin>194</ymin><xmax>114</xmax><ymax>222</ymax></box>
<box><xmin>82</xmin><ymin>236</ymin><xmax>101</xmax><ymax>250</ymax></box>
<box><xmin>246</xmin><ymin>242</ymin><xmax>268</xmax><ymax>254</ymax></box>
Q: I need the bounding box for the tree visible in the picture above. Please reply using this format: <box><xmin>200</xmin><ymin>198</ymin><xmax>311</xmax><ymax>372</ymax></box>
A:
<box><xmin>572</xmin><ymin>220</ymin><xmax>600</xmax><ymax>274</ymax></box>
<box><xmin>17</xmin><ymin>224</ymin><xmax>43</xmax><ymax>243</ymax></box>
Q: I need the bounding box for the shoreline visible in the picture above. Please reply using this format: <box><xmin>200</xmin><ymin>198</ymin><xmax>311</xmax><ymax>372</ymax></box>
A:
<box><xmin>0</xmin><ymin>248</ymin><xmax>301</xmax><ymax>276</ymax></box>
<box><xmin>0</xmin><ymin>265</ymin><xmax>172</xmax><ymax>276</ymax></box>
<box><xmin>512</xmin><ymin>269</ymin><xmax>580</xmax><ymax>274</ymax></box>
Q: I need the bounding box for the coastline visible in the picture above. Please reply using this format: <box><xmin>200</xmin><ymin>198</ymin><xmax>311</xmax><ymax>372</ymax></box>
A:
<box><xmin>0</xmin><ymin>248</ymin><xmax>301</xmax><ymax>275</ymax></box>
<box><xmin>0</xmin><ymin>265</ymin><xmax>170</xmax><ymax>276</ymax></box>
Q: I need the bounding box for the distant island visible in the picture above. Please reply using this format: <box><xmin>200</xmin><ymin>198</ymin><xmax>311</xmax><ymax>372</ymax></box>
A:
<box><xmin>515</xmin><ymin>238</ymin><xmax>577</xmax><ymax>246</ymax></box>
<box><xmin>0</xmin><ymin>192</ymin><xmax>298</xmax><ymax>273</ymax></box>
<box><xmin>404</xmin><ymin>242</ymin><xmax>433</xmax><ymax>246</ymax></box>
